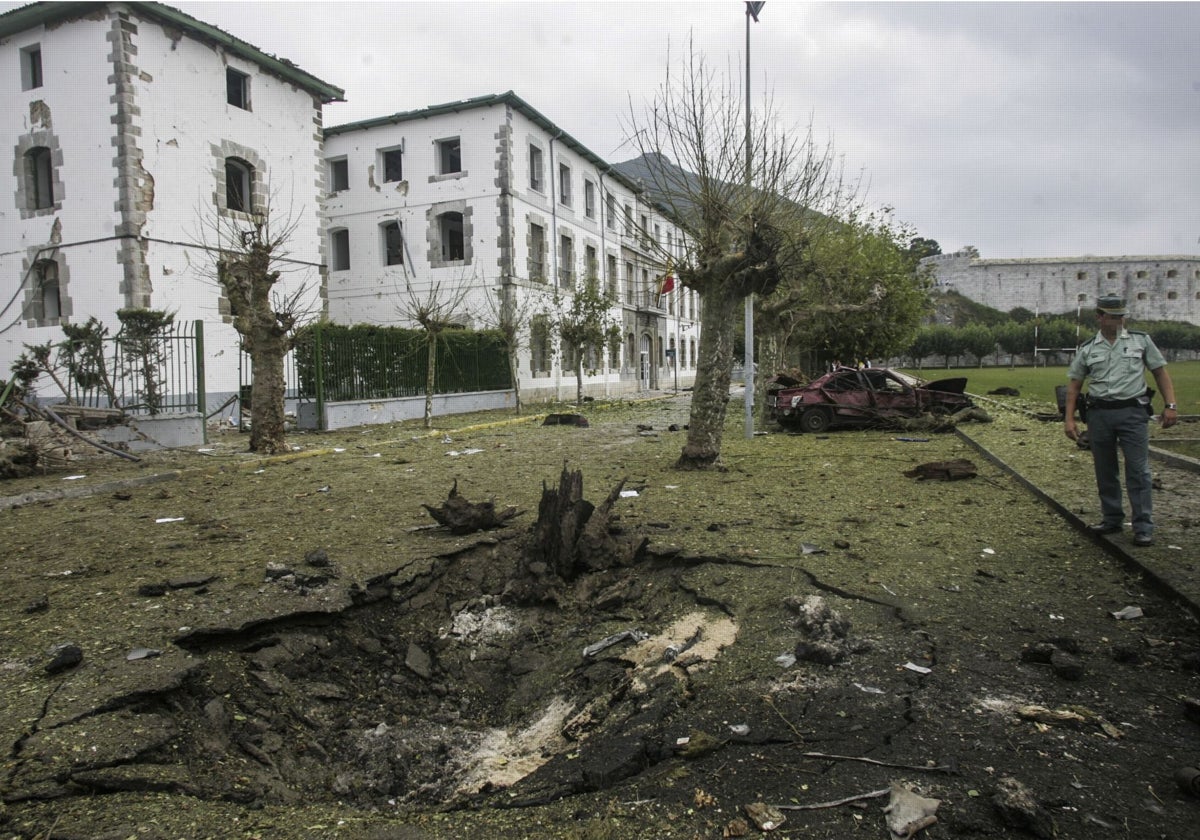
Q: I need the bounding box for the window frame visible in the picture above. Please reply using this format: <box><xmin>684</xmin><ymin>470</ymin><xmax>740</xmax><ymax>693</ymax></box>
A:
<box><xmin>328</xmin><ymin>157</ymin><xmax>349</xmax><ymax>193</ymax></box>
<box><xmin>226</xmin><ymin>67</ymin><xmax>250</xmax><ymax>110</ymax></box>
<box><xmin>529</xmin><ymin>222</ymin><xmax>547</xmax><ymax>282</ymax></box>
<box><xmin>33</xmin><ymin>259</ymin><xmax>61</xmax><ymax>322</ymax></box>
<box><xmin>558</xmin><ymin>233</ymin><xmax>574</xmax><ymax>289</ymax></box>
<box><xmin>224</xmin><ymin>157</ymin><xmax>253</xmax><ymax>213</ymax></box>
<box><xmin>26</xmin><ymin>146</ymin><xmax>55</xmax><ymax>209</ymax></box>
<box><xmin>436</xmin><ymin>137</ymin><xmax>462</xmax><ymax>175</ymax></box>
<box><xmin>529</xmin><ymin>144</ymin><xmax>544</xmax><ymax>192</ymax></box>
<box><xmin>21</xmin><ymin>44</ymin><xmax>43</xmax><ymax>90</ymax></box>
<box><xmin>329</xmin><ymin>228</ymin><xmax>351</xmax><ymax>271</ymax></box>
<box><xmin>558</xmin><ymin>162</ymin><xmax>572</xmax><ymax>207</ymax></box>
<box><xmin>439</xmin><ymin>211</ymin><xmax>465</xmax><ymax>261</ymax></box>
<box><xmin>381</xmin><ymin>220</ymin><xmax>404</xmax><ymax>267</ymax></box>
<box><xmin>381</xmin><ymin>146</ymin><xmax>404</xmax><ymax>183</ymax></box>
<box><xmin>584</xmin><ymin>179</ymin><xmax>596</xmax><ymax>219</ymax></box>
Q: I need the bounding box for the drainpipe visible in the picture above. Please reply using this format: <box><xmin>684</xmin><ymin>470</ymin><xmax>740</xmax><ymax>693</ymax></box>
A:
<box><xmin>599</xmin><ymin>167</ymin><xmax>611</xmax><ymax>398</ymax></box>
<box><xmin>549</xmin><ymin>131</ymin><xmax>563</xmax><ymax>401</ymax></box>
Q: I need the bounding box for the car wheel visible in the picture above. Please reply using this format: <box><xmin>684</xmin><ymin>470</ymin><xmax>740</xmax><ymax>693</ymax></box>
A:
<box><xmin>799</xmin><ymin>406</ymin><xmax>831</xmax><ymax>433</ymax></box>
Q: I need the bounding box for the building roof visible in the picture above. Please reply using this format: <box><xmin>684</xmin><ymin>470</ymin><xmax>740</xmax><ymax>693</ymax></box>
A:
<box><xmin>325</xmin><ymin>90</ymin><xmax>644</xmax><ymax>195</ymax></box>
<box><xmin>0</xmin><ymin>1</ymin><xmax>345</xmax><ymax>103</ymax></box>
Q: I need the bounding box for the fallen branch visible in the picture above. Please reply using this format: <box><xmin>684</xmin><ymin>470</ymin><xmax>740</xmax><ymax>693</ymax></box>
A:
<box><xmin>775</xmin><ymin>787</ymin><xmax>890</xmax><ymax>811</ymax></box>
<box><xmin>799</xmin><ymin>751</ymin><xmax>956</xmax><ymax>774</ymax></box>
<box><xmin>41</xmin><ymin>404</ymin><xmax>141</xmax><ymax>462</ymax></box>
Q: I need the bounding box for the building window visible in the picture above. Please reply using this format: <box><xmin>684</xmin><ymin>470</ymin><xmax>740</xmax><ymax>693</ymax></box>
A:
<box><xmin>606</xmin><ymin>254</ymin><xmax>617</xmax><ymax>298</ymax></box>
<box><xmin>21</xmin><ymin>45</ymin><xmax>43</xmax><ymax>90</ymax></box>
<box><xmin>1077</xmin><ymin>293</ymin><xmax>1087</xmax><ymax>302</ymax></box>
<box><xmin>330</xmin><ymin>228</ymin><xmax>350</xmax><ymax>271</ymax></box>
<box><xmin>439</xmin><ymin>211</ymin><xmax>464</xmax><ymax>260</ymax></box>
<box><xmin>1106</xmin><ymin>270</ymin><xmax>1117</xmax><ymax>279</ymax></box>
<box><xmin>225</xmin><ymin>157</ymin><xmax>253</xmax><ymax>213</ymax></box>
<box><xmin>623</xmin><ymin>204</ymin><xmax>633</xmax><ymax>235</ymax></box>
<box><xmin>382</xmin><ymin>147</ymin><xmax>403</xmax><ymax>182</ymax></box>
<box><xmin>606</xmin><ymin>193</ymin><xmax>616</xmax><ymax>230</ymax></box>
<box><xmin>624</xmin><ymin>260</ymin><xmax>634</xmax><ymax>304</ymax></box>
<box><xmin>226</xmin><ymin>68</ymin><xmax>250</xmax><ymax>110</ymax></box>
<box><xmin>559</xmin><ymin>163</ymin><xmax>572</xmax><ymax>206</ymax></box>
<box><xmin>437</xmin><ymin>137</ymin><xmax>461</xmax><ymax>175</ymax></box>
<box><xmin>1136</xmin><ymin>270</ymin><xmax>1147</xmax><ymax>278</ymax></box>
<box><xmin>530</xmin><ymin>314</ymin><xmax>551</xmax><ymax>376</ymax></box>
<box><xmin>1167</xmin><ymin>269</ymin><xmax>1178</xmax><ymax>278</ymax></box>
<box><xmin>25</xmin><ymin>146</ymin><xmax>55</xmax><ymax>209</ymax></box>
<box><xmin>33</xmin><ymin>259</ymin><xmax>60</xmax><ymax>321</ymax></box>
<box><xmin>529</xmin><ymin>145</ymin><xmax>544</xmax><ymax>192</ymax></box>
<box><xmin>329</xmin><ymin>158</ymin><xmax>349</xmax><ymax>192</ymax></box>
<box><xmin>1167</xmin><ymin>290</ymin><xmax>1178</xmax><ymax>300</ymax></box>
<box><xmin>1136</xmin><ymin>291</ymin><xmax>1147</xmax><ymax>301</ymax></box>
<box><xmin>382</xmin><ymin>221</ymin><xmax>403</xmax><ymax>266</ymax></box>
<box><xmin>529</xmin><ymin>222</ymin><xmax>546</xmax><ymax>281</ymax></box>
<box><xmin>585</xmin><ymin>244</ymin><xmax>598</xmax><ymax>289</ymax></box>
<box><xmin>584</xmin><ymin>179</ymin><xmax>596</xmax><ymax>219</ymax></box>
<box><xmin>1076</xmin><ymin>271</ymin><xmax>1086</xmax><ymax>280</ymax></box>
<box><xmin>558</xmin><ymin>234</ymin><xmax>574</xmax><ymax>288</ymax></box>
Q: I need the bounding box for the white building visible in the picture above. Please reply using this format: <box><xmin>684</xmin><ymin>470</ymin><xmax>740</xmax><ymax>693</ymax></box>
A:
<box><xmin>924</xmin><ymin>249</ymin><xmax>1200</xmax><ymax>324</ymax></box>
<box><xmin>0</xmin><ymin>2</ymin><xmax>343</xmax><ymax>406</ymax></box>
<box><xmin>322</xmin><ymin>91</ymin><xmax>700</xmax><ymax>402</ymax></box>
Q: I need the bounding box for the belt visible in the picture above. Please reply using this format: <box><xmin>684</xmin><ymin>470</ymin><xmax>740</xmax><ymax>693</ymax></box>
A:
<box><xmin>1087</xmin><ymin>396</ymin><xmax>1140</xmax><ymax>409</ymax></box>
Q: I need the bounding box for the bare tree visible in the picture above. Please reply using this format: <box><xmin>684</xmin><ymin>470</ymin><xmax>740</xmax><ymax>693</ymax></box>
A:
<box><xmin>395</xmin><ymin>279</ymin><xmax>474</xmax><ymax>428</ymax></box>
<box><xmin>197</xmin><ymin>200</ymin><xmax>317</xmax><ymax>454</ymax></box>
<box><xmin>477</xmin><ymin>280</ymin><xmax>553</xmax><ymax>415</ymax></box>
<box><xmin>626</xmin><ymin>44</ymin><xmax>850</xmax><ymax>469</ymax></box>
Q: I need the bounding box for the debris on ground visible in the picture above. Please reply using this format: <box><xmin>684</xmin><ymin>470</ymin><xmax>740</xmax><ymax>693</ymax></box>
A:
<box><xmin>903</xmin><ymin>459</ymin><xmax>978</xmax><ymax>480</ymax></box>
<box><xmin>421</xmin><ymin>479</ymin><xmax>519</xmax><ymax>534</ymax></box>
<box><xmin>992</xmin><ymin>776</ymin><xmax>1055</xmax><ymax>839</ymax></box>
<box><xmin>882</xmin><ymin>784</ymin><xmax>940</xmax><ymax>839</ymax></box>
<box><xmin>784</xmin><ymin>594</ymin><xmax>869</xmax><ymax>664</ymax></box>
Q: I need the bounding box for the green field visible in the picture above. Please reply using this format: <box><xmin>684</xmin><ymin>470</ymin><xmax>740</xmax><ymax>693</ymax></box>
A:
<box><xmin>898</xmin><ymin>360</ymin><xmax>1200</xmax><ymax>414</ymax></box>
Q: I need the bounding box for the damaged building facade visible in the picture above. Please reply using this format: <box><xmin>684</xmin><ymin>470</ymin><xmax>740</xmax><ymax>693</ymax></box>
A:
<box><xmin>321</xmin><ymin>92</ymin><xmax>698</xmax><ymax>402</ymax></box>
<box><xmin>0</xmin><ymin>1</ymin><xmax>343</xmax><ymax>407</ymax></box>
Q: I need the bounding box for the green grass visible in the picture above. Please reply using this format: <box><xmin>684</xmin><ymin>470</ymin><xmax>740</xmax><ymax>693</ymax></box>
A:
<box><xmin>897</xmin><ymin>360</ymin><xmax>1200</xmax><ymax>413</ymax></box>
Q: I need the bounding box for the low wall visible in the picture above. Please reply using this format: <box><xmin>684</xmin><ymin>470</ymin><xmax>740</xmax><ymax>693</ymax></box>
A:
<box><xmin>298</xmin><ymin>390</ymin><xmax>516</xmax><ymax>431</ymax></box>
<box><xmin>97</xmin><ymin>412</ymin><xmax>206</xmax><ymax>451</ymax></box>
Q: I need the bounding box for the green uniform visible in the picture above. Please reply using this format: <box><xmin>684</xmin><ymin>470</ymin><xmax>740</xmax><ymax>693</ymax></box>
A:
<box><xmin>1067</xmin><ymin>329</ymin><xmax>1165</xmax><ymax>400</ymax></box>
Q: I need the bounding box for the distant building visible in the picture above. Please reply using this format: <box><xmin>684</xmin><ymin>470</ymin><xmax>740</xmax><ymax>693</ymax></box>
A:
<box><xmin>923</xmin><ymin>250</ymin><xmax>1200</xmax><ymax>323</ymax></box>
<box><xmin>0</xmin><ymin>1</ymin><xmax>343</xmax><ymax>401</ymax></box>
<box><xmin>322</xmin><ymin>91</ymin><xmax>698</xmax><ymax>401</ymax></box>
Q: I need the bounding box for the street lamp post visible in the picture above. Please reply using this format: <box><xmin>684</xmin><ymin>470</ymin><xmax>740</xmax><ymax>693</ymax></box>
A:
<box><xmin>743</xmin><ymin>2</ymin><xmax>763</xmax><ymax>440</ymax></box>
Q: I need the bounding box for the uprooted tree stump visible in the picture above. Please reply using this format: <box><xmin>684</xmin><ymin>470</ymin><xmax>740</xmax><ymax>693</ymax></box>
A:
<box><xmin>421</xmin><ymin>480</ymin><xmax>519</xmax><ymax>534</ymax></box>
<box><xmin>517</xmin><ymin>465</ymin><xmax>647</xmax><ymax>590</ymax></box>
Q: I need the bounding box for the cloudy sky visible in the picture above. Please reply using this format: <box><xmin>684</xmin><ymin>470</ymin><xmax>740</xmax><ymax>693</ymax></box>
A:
<box><xmin>11</xmin><ymin>1</ymin><xmax>1200</xmax><ymax>259</ymax></box>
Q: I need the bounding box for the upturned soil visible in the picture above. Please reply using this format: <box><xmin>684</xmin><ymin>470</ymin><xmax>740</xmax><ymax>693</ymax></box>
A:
<box><xmin>1</xmin><ymin>392</ymin><xmax>1199</xmax><ymax>840</ymax></box>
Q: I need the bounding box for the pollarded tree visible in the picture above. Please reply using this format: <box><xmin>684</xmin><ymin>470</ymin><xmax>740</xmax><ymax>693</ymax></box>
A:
<box><xmin>199</xmin><ymin>203</ymin><xmax>316</xmax><ymax>454</ymax></box>
<box><xmin>396</xmin><ymin>279</ymin><xmax>474</xmax><ymax>428</ymax></box>
<box><xmin>626</xmin><ymin>45</ymin><xmax>850</xmax><ymax>469</ymax></box>
<box><xmin>478</xmin><ymin>280</ymin><xmax>554</xmax><ymax>415</ymax></box>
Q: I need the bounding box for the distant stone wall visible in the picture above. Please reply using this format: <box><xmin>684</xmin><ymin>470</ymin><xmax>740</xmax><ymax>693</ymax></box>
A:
<box><xmin>923</xmin><ymin>251</ymin><xmax>1200</xmax><ymax>324</ymax></box>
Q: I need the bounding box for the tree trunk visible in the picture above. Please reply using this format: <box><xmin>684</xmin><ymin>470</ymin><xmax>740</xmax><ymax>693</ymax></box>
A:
<box><xmin>248</xmin><ymin>328</ymin><xmax>289</xmax><ymax>455</ymax></box>
<box><xmin>424</xmin><ymin>333</ymin><xmax>436</xmax><ymax>428</ymax></box>
<box><xmin>677</xmin><ymin>286</ymin><xmax>738</xmax><ymax>469</ymax></box>
<box><xmin>575</xmin><ymin>351</ymin><xmax>585</xmax><ymax>407</ymax></box>
<box><xmin>508</xmin><ymin>346</ymin><xmax>523</xmax><ymax>415</ymax></box>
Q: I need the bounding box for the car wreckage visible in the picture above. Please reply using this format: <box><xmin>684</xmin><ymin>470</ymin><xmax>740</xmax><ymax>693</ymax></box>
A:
<box><xmin>768</xmin><ymin>366</ymin><xmax>974</xmax><ymax>433</ymax></box>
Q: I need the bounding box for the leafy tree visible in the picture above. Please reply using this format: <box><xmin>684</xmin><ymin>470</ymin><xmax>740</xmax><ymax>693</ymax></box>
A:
<box><xmin>993</xmin><ymin>321</ymin><xmax>1034</xmax><ymax>367</ymax></box>
<box><xmin>758</xmin><ymin>207</ymin><xmax>930</xmax><ymax>378</ymax></box>
<box><xmin>625</xmin><ymin>45</ymin><xmax>850</xmax><ymax>469</ymax></box>
<box><xmin>556</xmin><ymin>280</ymin><xmax>621</xmax><ymax>407</ymax></box>
<box><xmin>907</xmin><ymin>236</ymin><xmax>941</xmax><ymax>261</ymax></box>
<box><xmin>116</xmin><ymin>308</ymin><xmax>174</xmax><ymax>414</ymax></box>
<box><xmin>959</xmin><ymin>323</ymin><xmax>995</xmax><ymax>367</ymax></box>
<box><xmin>926</xmin><ymin>324</ymin><xmax>962</xmax><ymax>367</ymax></box>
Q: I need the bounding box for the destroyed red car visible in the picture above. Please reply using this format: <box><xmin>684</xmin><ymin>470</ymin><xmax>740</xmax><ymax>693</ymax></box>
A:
<box><xmin>768</xmin><ymin>366</ymin><xmax>973</xmax><ymax>432</ymax></box>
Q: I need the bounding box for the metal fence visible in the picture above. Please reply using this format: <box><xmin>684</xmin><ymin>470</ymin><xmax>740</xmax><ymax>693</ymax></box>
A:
<box><xmin>68</xmin><ymin>319</ymin><xmax>205</xmax><ymax>417</ymax></box>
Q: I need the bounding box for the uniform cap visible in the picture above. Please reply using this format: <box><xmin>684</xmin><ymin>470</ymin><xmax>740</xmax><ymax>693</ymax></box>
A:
<box><xmin>1096</xmin><ymin>294</ymin><xmax>1127</xmax><ymax>316</ymax></box>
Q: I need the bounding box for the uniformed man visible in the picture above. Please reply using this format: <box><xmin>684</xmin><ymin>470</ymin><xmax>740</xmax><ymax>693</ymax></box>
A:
<box><xmin>1064</xmin><ymin>294</ymin><xmax>1179</xmax><ymax>546</ymax></box>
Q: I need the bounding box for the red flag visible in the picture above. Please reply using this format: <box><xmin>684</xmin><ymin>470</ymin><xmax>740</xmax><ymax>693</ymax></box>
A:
<box><xmin>659</xmin><ymin>271</ymin><xmax>675</xmax><ymax>295</ymax></box>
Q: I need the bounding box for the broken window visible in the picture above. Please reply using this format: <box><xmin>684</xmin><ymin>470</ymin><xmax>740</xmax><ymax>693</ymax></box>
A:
<box><xmin>529</xmin><ymin>222</ymin><xmax>546</xmax><ymax>281</ymax></box>
<box><xmin>25</xmin><ymin>146</ymin><xmax>54</xmax><ymax>209</ymax></box>
<box><xmin>439</xmin><ymin>211</ymin><xmax>464</xmax><ymax>260</ymax></box>
<box><xmin>584</xmin><ymin>179</ymin><xmax>596</xmax><ymax>219</ymax></box>
<box><xmin>437</xmin><ymin>137</ymin><xmax>461</xmax><ymax>175</ymax></box>
<box><xmin>329</xmin><ymin>158</ymin><xmax>349</xmax><ymax>192</ymax></box>
<box><xmin>330</xmin><ymin>228</ymin><xmax>350</xmax><ymax>271</ymax></box>
<box><xmin>33</xmin><ymin>259</ymin><xmax>60</xmax><ymax>321</ymax></box>
<box><xmin>529</xmin><ymin>145</ymin><xmax>543</xmax><ymax>191</ymax></box>
<box><xmin>224</xmin><ymin>157</ymin><xmax>253</xmax><ymax>213</ymax></box>
<box><xmin>226</xmin><ymin>68</ymin><xmax>250</xmax><ymax>110</ymax></box>
<box><xmin>21</xmin><ymin>45</ymin><xmax>43</xmax><ymax>90</ymax></box>
<box><xmin>558</xmin><ymin>163</ymin><xmax>571</xmax><ymax>206</ymax></box>
<box><xmin>382</xmin><ymin>221</ymin><xmax>403</xmax><ymax>266</ymax></box>
<box><xmin>382</xmin><ymin>147</ymin><xmax>403</xmax><ymax>182</ymax></box>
